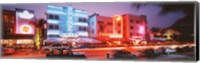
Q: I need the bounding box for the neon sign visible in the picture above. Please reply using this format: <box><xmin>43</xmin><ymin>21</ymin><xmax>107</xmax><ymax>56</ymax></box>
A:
<box><xmin>15</xmin><ymin>9</ymin><xmax>35</xmax><ymax>34</ymax></box>
<box><xmin>20</xmin><ymin>25</ymin><xmax>32</xmax><ymax>34</ymax></box>
<box><xmin>18</xmin><ymin>10</ymin><xmax>34</xmax><ymax>19</ymax></box>
<box><xmin>112</xmin><ymin>15</ymin><xmax>123</xmax><ymax>38</ymax></box>
<box><xmin>139</xmin><ymin>26</ymin><xmax>145</xmax><ymax>34</ymax></box>
<box><xmin>114</xmin><ymin>15</ymin><xmax>123</xmax><ymax>21</ymax></box>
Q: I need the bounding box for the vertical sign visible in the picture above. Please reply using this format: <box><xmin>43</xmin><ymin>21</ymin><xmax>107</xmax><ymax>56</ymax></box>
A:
<box><xmin>110</xmin><ymin>15</ymin><xmax>123</xmax><ymax>38</ymax></box>
<box><xmin>15</xmin><ymin>8</ymin><xmax>35</xmax><ymax>34</ymax></box>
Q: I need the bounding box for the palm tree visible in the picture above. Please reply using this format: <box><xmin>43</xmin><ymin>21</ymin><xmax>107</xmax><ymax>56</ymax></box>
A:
<box><xmin>163</xmin><ymin>29</ymin><xmax>180</xmax><ymax>40</ymax></box>
<box><xmin>34</xmin><ymin>19</ymin><xmax>47</xmax><ymax>49</ymax></box>
<box><xmin>132</xmin><ymin>2</ymin><xmax>196</xmax><ymax>42</ymax></box>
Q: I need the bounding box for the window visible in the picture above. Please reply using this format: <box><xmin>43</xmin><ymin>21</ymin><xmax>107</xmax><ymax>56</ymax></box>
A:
<box><xmin>48</xmin><ymin>24</ymin><xmax>59</xmax><ymax>30</ymax></box>
<box><xmin>48</xmin><ymin>24</ymin><xmax>54</xmax><ymax>29</ymax></box>
<box><xmin>48</xmin><ymin>35</ymin><xmax>60</xmax><ymax>37</ymax></box>
<box><xmin>4</xmin><ymin>15</ymin><xmax>9</xmax><ymax>23</ymax></box>
<box><xmin>55</xmin><ymin>25</ymin><xmax>59</xmax><ymax>29</ymax></box>
<box><xmin>118</xmin><ymin>31</ymin><xmax>121</xmax><ymax>34</ymax></box>
<box><xmin>130</xmin><ymin>26</ymin><xmax>133</xmax><ymax>30</ymax></box>
<box><xmin>82</xmin><ymin>18</ymin><xmax>87</xmax><ymax>22</ymax></box>
<box><xmin>78</xmin><ymin>26</ymin><xmax>87</xmax><ymax>31</ymax></box>
<box><xmin>98</xmin><ymin>21</ymin><xmax>104</xmax><ymax>24</ymax></box>
<box><xmin>107</xmin><ymin>22</ymin><xmax>112</xmax><ymax>26</ymax></box>
<box><xmin>5</xmin><ymin>27</ymin><xmax>13</xmax><ymax>34</ymax></box>
<box><xmin>136</xmin><ymin>21</ymin><xmax>140</xmax><ymax>23</ymax></box>
<box><xmin>10</xmin><ymin>16</ymin><xmax>14</xmax><ymax>23</ymax></box>
<box><xmin>55</xmin><ymin>35</ymin><xmax>60</xmax><ymax>37</ymax></box>
<box><xmin>55</xmin><ymin>15</ymin><xmax>59</xmax><ymax>20</ymax></box>
<box><xmin>130</xmin><ymin>19</ymin><xmax>134</xmax><ymax>23</ymax></box>
<box><xmin>9</xmin><ymin>28</ymin><xmax>13</xmax><ymax>34</ymax></box>
<box><xmin>48</xmin><ymin>14</ymin><xmax>59</xmax><ymax>20</ymax></box>
<box><xmin>79</xmin><ymin>18</ymin><xmax>87</xmax><ymax>22</ymax></box>
<box><xmin>48</xmin><ymin>14</ymin><xmax>54</xmax><ymax>19</ymax></box>
<box><xmin>117</xmin><ymin>23</ymin><xmax>121</xmax><ymax>27</ymax></box>
<box><xmin>4</xmin><ymin>15</ymin><xmax>14</xmax><ymax>23</ymax></box>
<box><xmin>99</xmin><ymin>25</ymin><xmax>104</xmax><ymax>32</ymax></box>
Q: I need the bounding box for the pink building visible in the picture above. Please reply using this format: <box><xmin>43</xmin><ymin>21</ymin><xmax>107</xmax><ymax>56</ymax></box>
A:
<box><xmin>88</xmin><ymin>13</ymin><xmax>113</xmax><ymax>39</ymax></box>
<box><xmin>121</xmin><ymin>14</ymin><xmax>148</xmax><ymax>41</ymax></box>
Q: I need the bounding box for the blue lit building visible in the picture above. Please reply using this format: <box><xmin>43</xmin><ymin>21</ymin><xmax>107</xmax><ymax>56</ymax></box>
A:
<box><xmin>45</xmin><ymin>5</ymin><xmax>89</xmax><ymax>42</ymax></box>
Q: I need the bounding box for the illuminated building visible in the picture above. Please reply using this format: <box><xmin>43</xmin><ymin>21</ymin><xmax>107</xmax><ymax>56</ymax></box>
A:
<box><xmin>46</xmin><ymin>5</ymin><xmax>89</xmax><ymax>42</ymax></box>
<box><xmin>89</xmin><ymin>13</ymin><xmax>148</xmax><ymax>42</ymax></box>
<box><xmin>121</xmin><ymin>14</ymin><xmax>148</xmax><ymax>41</ymax></box>
<box><xmin>88</xmin><ymin>13</ymin><xmax>113</xmax><ymax>39</ymax></box>
<box><xmin>1</xmin><ymin>9</ymin><xmax>36</xmax><ymax>48</ymax></box>
<box><xmin>111</xmin><ymin>15</ymin><xmax>124</xmax><ymax>38</ymax></box>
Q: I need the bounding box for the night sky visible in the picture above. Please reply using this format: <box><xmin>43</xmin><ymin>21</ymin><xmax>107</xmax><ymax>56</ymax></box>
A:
<box><xmin>2</xmin><ymin>3</ymin><xmax>186</xmax><ymax>29</ymax></box>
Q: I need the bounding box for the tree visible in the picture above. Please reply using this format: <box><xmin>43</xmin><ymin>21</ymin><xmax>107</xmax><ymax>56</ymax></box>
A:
<box><xmin>34</xmin><ymin>19</ymin><xmax>47</xmax><ymax>49</ymax></box>
<box><xmin>132</xmin><ymin>2</ymin><xmax>196</xmax><ymax>42</ymax></box>
<box><xmin>163</xmin><ymin>29</ymin><xmax>180</xmax><ymax>40</ymax></box>
<box><xmin>150</xmin><ymin>27</ymin><xmax>162</xmax><ymax>37</ymax></box>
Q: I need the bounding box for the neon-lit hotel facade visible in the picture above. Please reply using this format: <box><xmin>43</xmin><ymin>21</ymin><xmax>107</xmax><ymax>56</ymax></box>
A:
<box><xmin>88</xmin><ymin>13</ymin><xmax>113</xmax><ymax>39</ymax></box>
<box><xmin>88</xmin><ymin>14</ymin><xmax>148</xmax><ymax>42</ymax></box>
<box><xmin>1</xmin><ymin>9</ymin><xmax>36</xmax><ymax>48</ymax></box>
<box><xmin>46</xmin><ymin>5</ymin><xmax>89</xmax><ymax>42</ymax></box>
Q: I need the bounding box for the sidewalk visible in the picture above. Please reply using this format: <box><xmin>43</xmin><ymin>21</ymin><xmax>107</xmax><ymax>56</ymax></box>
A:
<box><xmin>2</xmin><ymin>49</ymin><xmax>46</xmax><ymax>58</ymax></box>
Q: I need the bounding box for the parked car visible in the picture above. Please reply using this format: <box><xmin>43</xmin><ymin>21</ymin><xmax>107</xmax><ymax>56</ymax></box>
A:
<box><xmin>142</xmin><ymin>48</ymin><xmax>156</xmax><ymax>57</ymax></box>
<box><xmin>62</xmin><ymin>48</ymin><xmax>73</xmax><ymax>56</ymax></box>
<box><xmin>154</xmin><ymin>47</ymin><xmax>165</xmax><ymax>55</ymax></box>
<box><xmin>165</xmin><ymin>47</ymin><xmax>176</xmax><ymax>54</ymax></box>
<box><xmin>43</xmin><ymin>43</ymin><xmax>70</xmax><ymax>56</ymax></box>
<box><xmin>108</xmin><ymin>49</ymin><xmax>137</xmax><ymax>60</ymax></box>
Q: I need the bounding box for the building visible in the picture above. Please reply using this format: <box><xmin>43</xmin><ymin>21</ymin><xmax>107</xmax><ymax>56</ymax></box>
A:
<box><xmin>1</xmin><ymin>9</ymin><xmax>36</xmax><ymax>48</ymax></box>
<box><xmin>88</xmin><ymin>13</ymin><xmax>113</xmax><ymax>39</ymax></box>
<box><xmin>121</xmin><ymin>14</ymin><xmax>148</xmax><ymax>41</ymax></box>
<box><xmin>45</xmin><ymin>5</ymin><xmax>89</xmax><ymax>43</ymax></box>
<box><xmin>111</xmin><ymin>15</ymin><xmax>124</xmax><ymax>38</ymax></box>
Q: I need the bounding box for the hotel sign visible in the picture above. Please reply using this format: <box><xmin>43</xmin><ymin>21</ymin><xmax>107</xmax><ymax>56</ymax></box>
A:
<box><xmin>15</xmin><ymin>8</ymin><xmax>35</xmax><ymax>34</ymax></box>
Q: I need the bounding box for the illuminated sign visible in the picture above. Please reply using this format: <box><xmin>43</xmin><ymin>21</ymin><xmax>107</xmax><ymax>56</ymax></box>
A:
<box><xmin>18</xmin><ymin>10</ymin><xmax>34</xmax><ymax>19</ymax></box>
<box><xmin>15</xmin><ymin>9</ymin><xmax>35</xmax><ymax>34</ymax></box>
<box><xmin>114</xmin><ymin>15</ymin><xmax>123</xmax><ymax>21</ymax></box>
<box><xmin>20</xmin><ymin>25</ymin><xmax>32</xmax><ymax>34</ymax></box>
<box><xmin>139</xmin><ymin>26</ymin><xmax>145</xmax><ymax>34</ymax></box>
<box><xmin>112</xmin><ymin>15</ymin><xmax>123</xmax><ymax>38</ymax></box>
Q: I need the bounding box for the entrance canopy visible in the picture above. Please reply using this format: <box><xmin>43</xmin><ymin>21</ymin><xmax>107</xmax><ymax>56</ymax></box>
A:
<box><xmin>44</xmin><ymin>37</ymin><xmax>101</xmax><ymax>43</ymax></box>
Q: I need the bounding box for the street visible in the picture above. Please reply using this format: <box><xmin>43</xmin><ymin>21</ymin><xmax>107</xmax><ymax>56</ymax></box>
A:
<box><xmin>1</xmin><ymin>44</ymin><xmax>195</xmax><ymax>61</ymax></box>
<box><xmin>2</xmin><ymin>49</ymin><xmax>46</xmax><ymax>58</ymax></box>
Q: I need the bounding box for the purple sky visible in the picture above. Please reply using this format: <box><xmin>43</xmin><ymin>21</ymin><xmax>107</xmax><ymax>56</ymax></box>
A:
<box><xmin>2</xmin><ymin>3</ymin><xmax>186</xmax><ymax>29</ymax></box>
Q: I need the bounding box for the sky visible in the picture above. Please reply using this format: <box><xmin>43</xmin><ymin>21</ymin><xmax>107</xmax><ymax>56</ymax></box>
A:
<box><xmin>2</xmin><ymin>3</ymin><xmax>186</xmax><ymax>29</ymax></box>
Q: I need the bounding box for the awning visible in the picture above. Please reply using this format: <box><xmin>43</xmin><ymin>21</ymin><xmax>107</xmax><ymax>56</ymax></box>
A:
<box><xmin>44</xmin><ymin>38</ymin><xmax>63</xmax><ymax>42</ymax></box>
<box><xmin>76</xmin><ymin>38</ymin><xmax>101</xmax><ymax>43</ymax></box>
<box><xmin>44</xmin><ymin>37</ymin><xmax>101</xmax><ymax>43</ymax></box>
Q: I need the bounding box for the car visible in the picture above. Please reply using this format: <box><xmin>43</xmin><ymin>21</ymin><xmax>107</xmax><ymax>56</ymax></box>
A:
<box><xmin>154</xmin><ymin>47</ymin><xmax>165</xmax><ymax>55</ymax></box>
<box><xmin>108</xmin><ymin>49</ymin><xmax>137</xmax><ymax>60</ymax></box>
<box><xmin>165</xmin><ymin>47</ymin><xmax>176</xmax><ymax>54</ymax></box>
<box><xmin>62</xmin><ymin>48</ymin><xmax>73</xmax><ymax>56</ymax></box>
<box><xmin>52</xmin><ymin>49</ymin><xmax>62</xmax><ymax>55</ymax></box>
<box><xmin>42</xmin><ymin>43</ymin><xmax>70</xmax><ymax>56</ymax></box>
<box><xmin>142</xmin><ymin>48</ymin><xmax>156</xmax><ymax>57</ymax></box>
